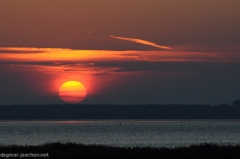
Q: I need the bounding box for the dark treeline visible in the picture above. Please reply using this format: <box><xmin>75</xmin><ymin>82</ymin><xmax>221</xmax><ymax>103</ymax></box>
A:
<box><xmin>0</xmin><ymin>101</ymin><xmax>240</xmax><ymax>119</ymax></box>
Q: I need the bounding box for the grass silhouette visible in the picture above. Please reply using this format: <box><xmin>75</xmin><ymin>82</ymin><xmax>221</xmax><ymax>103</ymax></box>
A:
<box><xmin>0</xmin><ymin>142</ymin><xmax>240</xmax><ymax>159</ymax></box>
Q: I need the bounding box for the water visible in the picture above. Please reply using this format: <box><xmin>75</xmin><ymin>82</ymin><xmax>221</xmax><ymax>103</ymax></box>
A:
<box><xmin>0</xmin><ymin>120</ymin><xmax>240</xmax><ymax>148</ymax></box>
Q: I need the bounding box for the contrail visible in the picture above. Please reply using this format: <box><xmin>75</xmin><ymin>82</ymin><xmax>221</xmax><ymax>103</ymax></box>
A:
<box><xmin>110</xmin><ymin>36</ymin><xmax>172</xmax><ymax>50</ymax></box>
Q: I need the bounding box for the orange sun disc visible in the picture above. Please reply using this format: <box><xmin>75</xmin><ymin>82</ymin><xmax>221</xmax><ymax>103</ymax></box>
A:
<box><xmin>59</xmin><ymin>81</ymin><xmax>87</xmax><ymax>104</ymax></box>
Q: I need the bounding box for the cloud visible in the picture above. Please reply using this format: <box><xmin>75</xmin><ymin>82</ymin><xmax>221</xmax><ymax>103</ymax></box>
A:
<box><xmin>1</xmin><ymin>47</ymin><xmax>240</xmax><ymax>78</ymax></box>
<box><xmin>1</xmin><ymin>47</ymin><xmax>240</xmax><ymax>66</ymax></box>
<box><xmin>110</xmin><ymin>36</ymin><xmax>172</xmax><ymax>50</ymax></box>
<box><xmin>0</xmin><ymin>47</ymin><xmax>58</xmax><ymax>54</ymax></box>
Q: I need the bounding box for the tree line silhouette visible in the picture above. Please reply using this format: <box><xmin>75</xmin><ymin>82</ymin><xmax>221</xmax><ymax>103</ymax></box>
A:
<box><xmin>0</xmin><ymin>100</ymin><xmax>239</xmax><ymax>120</ymax></box>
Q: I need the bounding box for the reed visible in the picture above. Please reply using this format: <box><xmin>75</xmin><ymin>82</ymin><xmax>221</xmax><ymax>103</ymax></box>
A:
<box><xmin>0</xmin><ymin>142</ymin><xmax>239</xmax><ymax>159</ymax></box>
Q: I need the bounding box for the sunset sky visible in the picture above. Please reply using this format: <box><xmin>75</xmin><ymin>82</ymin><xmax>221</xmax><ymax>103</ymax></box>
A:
<box><xmin>0</xmin><ymin>0</ymin><xmax>240</xmax><ymax>105</ymax></box>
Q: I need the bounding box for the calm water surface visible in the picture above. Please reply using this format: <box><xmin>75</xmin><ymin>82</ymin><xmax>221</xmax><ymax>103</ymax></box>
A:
<box><xmin>0</xmin><ymin>120</ymin><xmax>239</xmax><ymax>147</ymax></box>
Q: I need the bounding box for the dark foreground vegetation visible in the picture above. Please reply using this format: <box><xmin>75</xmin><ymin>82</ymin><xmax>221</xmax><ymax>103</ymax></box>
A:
<box><xmin>0</xmin><ymin>142</ymin><xmax>240</xmax><ymax>159</ymax></box>
<box><xmin>0</xmin><ymin>100</ymin><xmax>240</xmax><ymax>119</ymax></box>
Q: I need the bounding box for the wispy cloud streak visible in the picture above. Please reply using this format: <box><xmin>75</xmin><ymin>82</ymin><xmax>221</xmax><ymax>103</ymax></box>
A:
<box><xmin>110</xmin><ymin>36</ymin><xmax>172</xmax><ymax>50</ymax></box>
<box><xmin>0</xmin><ymin>47</ymin><xmax>238</xmax><ymax>64</ymax></box>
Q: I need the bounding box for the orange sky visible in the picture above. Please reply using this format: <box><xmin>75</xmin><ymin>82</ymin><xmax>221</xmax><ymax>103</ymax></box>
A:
<box><xmin>0</xmin><ymin>46</ymin><xmax>240</xmax><ymax>104</ymax></box>
<box><xmin>1</xmin><ymin>47</ymin><xmax>240</xmax><ymax>63</ymax></box>
<box><xmin>0</xmin><ymin>0</ymin><xmax>240</xmax><ymax>105</ymax></box>
<box><xmin>0</xmin><ymin>0</ymin><xmax>239</xmax><ymax>51</ymax></box>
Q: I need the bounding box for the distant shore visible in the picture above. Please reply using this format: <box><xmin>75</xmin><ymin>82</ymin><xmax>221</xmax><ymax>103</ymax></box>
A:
<box><xmin>1</xmin><ymin>103</ymin><xmax>240</xmax><ymax>119</ymax></box>
<box><xmin>0</xmin><ymin>142</ymin><xmax>240</xmax><ymax>159</ymax></box>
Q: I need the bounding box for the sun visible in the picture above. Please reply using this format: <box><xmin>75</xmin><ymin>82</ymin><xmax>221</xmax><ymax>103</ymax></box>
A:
<box><xmin>59</xmin><ymin>81</ymin><xmax>87</xmax><ymax>104</ymax></box>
